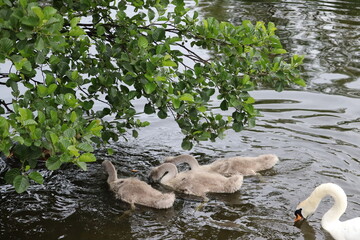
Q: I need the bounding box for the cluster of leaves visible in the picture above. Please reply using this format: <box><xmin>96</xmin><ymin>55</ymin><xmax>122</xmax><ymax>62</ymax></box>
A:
<box><xmin>0</xmin><ymin>0</ymin><xmax>304</xmax><ymax>193</ymax></box>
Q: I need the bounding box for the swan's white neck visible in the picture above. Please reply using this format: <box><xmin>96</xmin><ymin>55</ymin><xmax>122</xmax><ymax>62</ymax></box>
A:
<box><xmin>159</xmin><ymin>163</ymin><xmax>179</xmax><ymax>183</ymax></box>
<box><xmin>307</xmin><ymin>183</ymin><xmax>347</xmax><ymax>228</ymax></box>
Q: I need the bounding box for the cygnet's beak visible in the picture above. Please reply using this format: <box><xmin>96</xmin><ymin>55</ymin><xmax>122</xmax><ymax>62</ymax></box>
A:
<box><xmin>148</xmin><ymin>175</ymin><xmax>155</xmax><ymax>183</ymax></box>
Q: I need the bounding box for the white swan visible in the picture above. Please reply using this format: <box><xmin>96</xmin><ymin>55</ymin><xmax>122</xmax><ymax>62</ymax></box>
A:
<box><xmin>164</xmin><ymin>154</ymin><xmax>278</xmax><ymax>176</ymax></box>
<box><xmin>102</xmin><ymin>160</ymin><xmax>175</xmax><ymax>209</ymax></box>
<box><xmin>294</xmin><ymin>183</ymin><xmax>360</xmax><ymax>240</ymax></box>
<box><xmin>149</xmin><ymin>162</ymin><xmax>243</xmax><ymax>200</ymax></box>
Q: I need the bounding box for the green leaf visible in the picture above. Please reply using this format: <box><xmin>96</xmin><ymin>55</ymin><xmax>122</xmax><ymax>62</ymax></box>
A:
<box><xmin>19</xmin><ymin>108</ymin><xmax>33</xmax><ymax>121</ymax></box>
<box><xmin>132</xmin><ymin>129</ymin><xmax>138</xmax><ymax>138</ymax></box>
<box><xmin>138</xmin><ymin>36</ymin><xmax>148</xmax><ymax>48</ymax></box>
<box><xmin>148</xmin><ymin>8</ymin><xmax>155</xmax><ymax>21</ymax></box>
<box><xmin>37</xmin><ymin>111</ymin><xmax>45</xmax><ymax>124</ymax></box>
<box><xmin>35</xmin><ymin>51</ymin><xmax>46</xmax><ymax>64</ymax></box>
<box><xmin>37</xmin><ymin>85</ymin><xmax>48</xmax><ymax>97</ymax></box>
<box><xmin>13</xmin><ymin>175</ymin><xmax>30</xmax><ymax>193</ymax></box>
<box><xmin>272</xmin><ymin>49</ymin><xmax>287</xmax><ymax>54</ymax></box>
<box><xmin>78</xmin><ymin>152</ymin><xmax>96</xmax><ymax>162</ymax></box>
<box><xmin>152</xmin><ymin>28</ymin><xmax>165</xmax><ymax>41</ymax></box>
<box><xmin>76</xmin><ymin>161</ymin><xmax>87</xmax><ymax>171</ymax></box>
<box><xmin>35</xmin><ymin>37</ymin><xmax>45</xmax><ymax>51</ymax></box>
<box><xmin>144</xmin><ymin>103</ymin><xmax>155</xmax><ymax>114</ymax></box>
<box><xmin>13</xmin><ymin>136</ymin><xmax>25</xmax><ymax>144</ymax></box>
<box><xmin>70</xmin><ymin>111</ymin><xmax>77</xmax><ymax>122</ymax></box>
<box><xmin>50</xmin><ymin>110</ymin><xmax>58</xmax><ymax>123</ymax></box>
<box><xmin>0</xmin><ymin>116</ymin><xmax>10</xmax><ymax>138</ymax></box>
<box><xmin>181</xmin><ymin>139</ymin><xmax>193</xmax><ymax>150</ymax></box>
<box><xmin>293</xmin><ymin>78</ymin><xmax>306</xmax><ymax>87</ymax></box>
<box><xmin>22</xmin><ymin>16</ymin><xmax>39</xmax><ymax>27</ymax></box>
<box><xmin>46</xmin><ymin>156</ymin><xmax>62</xmax><ymax>170</ymax></box>
<box><xmin>64</xmin><ymin>93</ymin><xmax>78</xmax><ymax>107</ymax></box>
<box><xmin>179</xmin><ymin>93</ymin><xmax>194</xmax><ymax>102</ymax></box>
<box><xmin>69</xmin><ymin>26</ymin><xmax>86</xmax><ymax>36</ymax></box>
<box><xmin>4</xmin><ymin>168</ymin><xmax>21</xmax><ymax>184</ymax></box>
<box><xmin>50</xmin><ymin>132</ymin><xmax>59</xmax><ymax>145</ymax></box>
<box><xmin>43</xmin><ymin>6</ymin><xmax>57</xmax><ymax>18</ymax></box>
<box><xmin>248</xmin><ymin>117</ymin><xmax>256</xmax><ymax>128</ymax></box>
<box><xmin>29</xmin><ymin>171</ymin><xmax>44</xmax><ymax>184</ymax></box>
<box><xmin>63</xmin><ymin>128</ymin><xmax>76</xmax><ymax>138</ymax></box>
<box><xmin>71</xmin><ymin>70</ymin><xmax>79</xmax><ymax>80</ymax></box>
<box><xmin>47</xmin><ymin>84</ymin><xmax>57</xmax><ymax>94</ymax></box>
<box><xmin>70</xmin><ymin>17</ymin><xmax>81</xmax><ymax>27</ymax></box>
<box><xmin>77</xmin><ymin>142</ymin><xmax>94</xmax><ymax>152</ymax></box>
<box><xmin>157</xmin><ymin>109</ymin><xmax>167</xmax><ymax>119</ymax></box>
<box><xmin>23</xmin><ymin>119</ymin><xmax>38</xmax><ymax>126</ymax></box>
<box><xmin>96</xmin><ymin>25</ymin><xmax>106</xmax><ymax>36</ymax></box>
<box><xmin>172</xmin><ymin>98</ymin><xmax>181</xmax><ymax>109</ymax></box>
<box><xmin>144</xmin><ymin>82</ymin><xmax>156</xmax><ymax>94</ymax></box>
<box><xmin>232</xmin><ymin>122</ymin><xmax>243</xmax><ymax>132</ymax></box>
<box><xmin>20</xmin><ymin>0</ymin><xmax>27</xmax><ymax>8</ymax></box>
<box><xmin>162</xmin><ymin>60</ymin><xmax>177</xmax><ymax>67</ymax></box>
<box><xmin>67</xmin><ymin>145</ymin><xmax>80</xmax><ymax>157</ymax></box>
<box><xmin>107</xmin><ymin>148</ymin><xmax>114</xmax><ymax>155</ymax></box>
<box><xmin>197</xmin><ymin>106</ymin><xmax>206</xmax><ymax>113</ymax></box>
<box><xmin>0</xmin><ymin>38</ymin><xmax>13</xmax><ymax>54</ymax></box>
<box><xmin>220</xmin><ymin>100</ymin><xmax>228</xmax><ymax>110</ymax></box>
<box><xmin>31</xmin><ymin>6</ymin><xmax>44</xmax><ymax>21</ymax></box>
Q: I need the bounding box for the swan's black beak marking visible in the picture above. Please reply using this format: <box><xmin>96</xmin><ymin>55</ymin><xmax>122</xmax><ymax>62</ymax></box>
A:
<box><xmin>294</xmin><ymin>208</ymin><xmax>304</xmax><ymax>223</ymax></box>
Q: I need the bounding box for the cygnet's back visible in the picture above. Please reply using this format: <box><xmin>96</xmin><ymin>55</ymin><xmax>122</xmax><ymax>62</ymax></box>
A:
<box><xmin>211</xmin><ymin>154</ymin><xmax>279</xmax><ymax>176</ymax></box>
<box><xmin>170</xmin><ymin>171</ymin><xmax>243</xmax><ymax>197</ymax></box>
<box><xmin>102</xmin><ymin>160</ymin><xmax>175</xmax><ymax>209</ymax></box>
<box><xmin>150</xmin><ymin>163</ymin><xmax>243</xmax><ymax>199</ymax></box>
<box><xmin>164</xmin><ymin>154</ymin><xmax>279</xmax><ymax>176</ymax></box>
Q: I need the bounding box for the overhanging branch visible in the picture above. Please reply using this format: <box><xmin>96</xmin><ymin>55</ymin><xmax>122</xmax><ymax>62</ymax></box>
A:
<box><xmin>0</xmin><ymin>100</ymin><xmax>14</xmax><ymax>113</ymax></box>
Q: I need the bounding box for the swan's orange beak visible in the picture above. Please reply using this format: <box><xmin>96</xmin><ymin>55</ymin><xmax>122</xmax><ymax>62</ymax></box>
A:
<box><xmin>294</xmin><ymin>212</ymin><xmax>304</xmax><ymax>222</ymax></box>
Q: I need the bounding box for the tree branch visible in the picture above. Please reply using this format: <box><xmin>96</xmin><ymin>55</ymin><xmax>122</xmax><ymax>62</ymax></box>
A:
<box><xmin>0</xmin><ymin>100</ymin><xmax>14</xmax><ymax>113</ymax></box>
<box><xmin>78</xmin><ymin>85</ymin><xmax>110</xmax><ymax>106</ymax></box>
<box><xmin>175</xmin><ymin>43</ymin><xmax>209</xmax><ymax>64</ymax></box>
<box><xmin>0</xmin><ymin>73</ymin><xmax>9</xmax><ymax>78</ymax></box>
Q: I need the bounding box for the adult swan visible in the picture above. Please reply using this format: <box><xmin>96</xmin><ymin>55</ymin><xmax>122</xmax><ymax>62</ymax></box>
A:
<box><xmin>294</xmin><ymin>183</ymin><xmax>360</xmax><ymax>240</ymax></box>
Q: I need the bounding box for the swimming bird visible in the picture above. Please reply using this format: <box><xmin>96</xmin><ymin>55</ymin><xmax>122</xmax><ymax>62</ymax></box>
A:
<box><xmin>294</xmin><ymin>183</ymin><xmax>360</xmax><ymax>240</ymax></box>
<box><xmin>102</xmin><ymin>160</ymin><xmax>175</xmax><ymax>209</ymax></box>
<box><xmin>164</xmin><ymin>154</ymin><xmax>278</xmax><ymax>176</ymax></box>
<box><xmin>149</xmin><ymin>162</ymin><xmax>243</xmax><ymax>200</ymax></box>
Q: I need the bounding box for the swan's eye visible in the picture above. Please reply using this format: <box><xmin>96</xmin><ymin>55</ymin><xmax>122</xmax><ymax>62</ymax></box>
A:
<box><xmin>294</xmin><ymin>208</ymin><xmax>304</xmax><ymax>222</ymax></box>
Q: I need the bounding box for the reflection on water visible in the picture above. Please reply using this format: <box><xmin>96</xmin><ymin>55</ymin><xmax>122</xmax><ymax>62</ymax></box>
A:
<box><xmin>1</xmin><ymin>0</ymin><xmax>360</xmax><ymax>240</ymax></box>
<box><xmin>199</xmin><ymin>0</ymin><xmax>360</xmax><ymax>97</ymax></box>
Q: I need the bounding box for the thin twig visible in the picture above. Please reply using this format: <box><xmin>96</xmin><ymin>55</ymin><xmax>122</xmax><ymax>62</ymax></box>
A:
<box><xmin>78</xmin><ymin>85</ymin><xmax>110</xmax><ymax>106</ymax></box>
<box><xmin>0</xmin><ymin>73</ymin><xmax>9</xmax><ymax>78</ymax></box>
<box><xmin>0</xmin><ymin>100</ymin><xmax>14</xmax><ymax>113</ymax></box>
<box><xmin>175</xmin><ymin>43</ymin><xmax>209</xmax><ymax>64</ymax></box>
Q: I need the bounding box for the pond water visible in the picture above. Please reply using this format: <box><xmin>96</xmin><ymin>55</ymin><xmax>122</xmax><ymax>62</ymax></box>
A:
<box><xmin>1</xmin><ymin>0</ymin><xmax>360</xmax><ymax>239</ymax></box>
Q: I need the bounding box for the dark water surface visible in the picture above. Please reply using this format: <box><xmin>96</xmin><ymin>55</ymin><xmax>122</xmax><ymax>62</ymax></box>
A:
<box><xmin>1</xmin><ymin>0</ymin><xmax>360</xmax><ymax>239</ymax></box>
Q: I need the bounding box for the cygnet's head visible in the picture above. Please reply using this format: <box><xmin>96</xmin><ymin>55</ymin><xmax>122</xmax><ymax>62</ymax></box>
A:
<box><xmin>148</xmin><ymin>163</ymin><xmax>177</xmax><ymax>183</ymax></box>
<box><xmin>149</xmin><ymin>167</ymin><xmax>161</xmax><ymax>183</ymax></box>
<box><xmin>149</xmin><ymin>165</ymin><xmax>167</xmax><ymax>183</ymax></box>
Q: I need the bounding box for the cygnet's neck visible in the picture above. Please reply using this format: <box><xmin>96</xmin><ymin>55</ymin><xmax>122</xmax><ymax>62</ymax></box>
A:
<box><xmin>159</xmin><ymin>163</ymin><xmax>179</xmax><ymax>183</ymax></box>
<box><xmin>308</xmin><ymin>183</ymin><xmax>347</xmax><ymax>227</ymax></box>
<box><xmin>102</xmin><ymin>160</ymin><xmax>118</xmax><ymax>183</ymax></box>
<box><xmin>169</xmin><ymin>155</ymin><xmax>200</xmax><ymax>169</ymax></box>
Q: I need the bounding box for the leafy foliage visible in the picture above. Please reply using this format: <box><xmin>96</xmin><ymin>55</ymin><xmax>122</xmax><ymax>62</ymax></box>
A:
<box><xmin>0</xmin><ymin>0</ymin><xmax>304</xmax><ymax>192</ymax></box>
